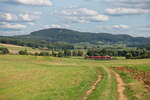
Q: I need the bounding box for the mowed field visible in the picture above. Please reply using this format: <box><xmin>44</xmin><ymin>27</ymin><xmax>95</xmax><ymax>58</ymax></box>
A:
<box><xmin>0</xmin><ymin>43</ymin><xmax>46</xmax><ymax>54</ymax></box>
<box><xmin>0</xmin><ymin>55</ymin><xmax>150</xmax><ymax>100</ymax></box>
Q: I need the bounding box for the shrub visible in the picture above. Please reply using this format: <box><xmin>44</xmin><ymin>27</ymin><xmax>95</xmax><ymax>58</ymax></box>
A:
<box><xmin>18</xmin><ymin>50</ymin><xmax>28</xmax><ymax>55</ymax></box>
<box><xmin>39</xmin><ymin>52</ymin><xmax>49</xmax><ymax>56</ymax></box>
<box><xmin>125</xmin><ymin>53</ymin><xmax>132</xmax><ymax>59</ymax></box>
<box><xmin>58</xmin><ymin>51</ymin><xmax>64</xmax><ymax>57</ymax></box>
<box><xmin>0</xmin><ymin>47</ymin><xmax>9</xmax><ymax>54</ymax></box>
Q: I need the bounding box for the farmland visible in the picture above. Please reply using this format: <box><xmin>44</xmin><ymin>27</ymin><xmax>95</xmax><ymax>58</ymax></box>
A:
<box><xmin>0</xmin><ymin>43</ymin><xmax>47</xmax><ymax>54</ymax></box>
<box><xmin>0</xmin><ymin>54</ymin><xmax>150</xmax><ymax>100</ymax></box>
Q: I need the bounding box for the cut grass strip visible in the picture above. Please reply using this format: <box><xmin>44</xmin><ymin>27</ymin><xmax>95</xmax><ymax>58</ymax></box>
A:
<box><xmin>87</xmin><ymin>67</ymin><xmax>118</xmax><ymax>100</ymax></box>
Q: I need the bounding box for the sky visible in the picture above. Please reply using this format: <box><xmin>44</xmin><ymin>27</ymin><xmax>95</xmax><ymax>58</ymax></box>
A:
<box><xmin>0</xmin><ymin>0</ymin><xmax>150</xmax><ymax>37</ymax></box>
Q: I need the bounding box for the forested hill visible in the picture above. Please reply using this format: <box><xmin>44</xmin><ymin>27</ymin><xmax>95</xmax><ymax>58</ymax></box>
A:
<box><xmin>17</xmin><ymin>28</ymin><xmax>150</xmax><ymax>45</ymax></box>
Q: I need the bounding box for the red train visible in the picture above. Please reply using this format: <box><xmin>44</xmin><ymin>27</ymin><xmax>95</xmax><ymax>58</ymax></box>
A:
<box><xmin>88</xmin><ymin>56</ymin><xmax>112</xmax><ymax>60</ymax></box>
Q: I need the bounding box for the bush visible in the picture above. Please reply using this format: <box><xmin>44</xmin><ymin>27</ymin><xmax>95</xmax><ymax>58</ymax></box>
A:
<box><xmin>39</xmin><ymin>52</ymin><xmax>49</xmax><ymax>56</ymax></box>
<box><xmin>18</xmin><ymin>50</ymin><xmax>28</xmax><ymax>55</ymax></box>
<box><xmin>125</xmin><ymin>53</ymin><xmax>132</xmax><ymax>59</ymax></box>
<box><xmin>58</xmin><ymin>51</ymin><xmax>64</xmax><ymax>57</ymax></box>
<box><xmin>127</xmin><ymin>53</ymin><xmax>150</xmax><ymax>59</ymax></box>
<box><xmin>0</xmin><ymin>47</ymin><xmax>9</xmax><ymax>54</ymax></box>
<box><xmin>78</xmin><ymin>50</ymin><xmax>84</xmax><ymax>56</ymax></box>
<box><xmin>34</xmin><ymin>52</ymin><xmax>40</xmax><ymax>56</ymax></box>
<box><xmin>52</xmin><ymin>51</ymin><xmax>58</xmax><ymax>57</ymax></box>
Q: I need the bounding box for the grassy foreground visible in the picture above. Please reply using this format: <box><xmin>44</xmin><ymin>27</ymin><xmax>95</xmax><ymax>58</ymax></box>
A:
<box><xmin>0</xmin><ymin>55</ymin><xmax>150</xmax><ymax>100</ymax></box>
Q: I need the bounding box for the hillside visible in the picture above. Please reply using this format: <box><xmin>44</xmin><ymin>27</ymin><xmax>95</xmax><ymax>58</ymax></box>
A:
<box><xmin>17</xmin><ymin>28</ymin><xmax>150</xmax><ymax>45</ymax></box>
<box><xmin>0</xmin><ymin>28</ymin><xmax>150</xmax><ymax>49</ymax></box>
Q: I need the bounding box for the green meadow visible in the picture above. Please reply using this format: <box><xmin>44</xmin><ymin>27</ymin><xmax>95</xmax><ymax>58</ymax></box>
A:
<box><xmin>0</xmin><ymin>55</ymin><xmax>150</xmax><ymax>100</ymax></box>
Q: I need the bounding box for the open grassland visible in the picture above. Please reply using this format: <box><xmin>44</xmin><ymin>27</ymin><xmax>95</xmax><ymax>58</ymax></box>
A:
<box><xmin>0</xmin><ymin>43</ymin><xmax>43</xmax><ymax>54</ymax></box>
<box><xmin>0</xmin><ymin>55</ymin><xmax>150</xmax><ymax>100</ymax></box>
<box><xmin>0</xmin><ymin>55</ymin><xmax>98</xmax><ymax>100</ymax></box>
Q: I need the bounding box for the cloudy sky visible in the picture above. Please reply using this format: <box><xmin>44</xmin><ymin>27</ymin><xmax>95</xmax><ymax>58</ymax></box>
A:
<box><xmin>0</xmin><ymin>0</ymin><xmax>150</xmax><ymax>37</ymax></box>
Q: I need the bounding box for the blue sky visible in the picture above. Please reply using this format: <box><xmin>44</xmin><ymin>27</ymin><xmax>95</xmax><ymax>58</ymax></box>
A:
<box><xmin>0</xmin><ymin>0</ymin><xmax>150</xmax><ymax>37</ymax></box>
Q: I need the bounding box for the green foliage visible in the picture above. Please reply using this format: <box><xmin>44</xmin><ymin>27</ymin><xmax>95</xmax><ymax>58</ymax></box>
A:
<box><xmin>18</xmin><ymin>49</ymin><xmax>28</xmax><ymax>55</ymax></box>
<box><xmin>129</xmin><ymin>44</ymin><xmax>150</xmax><ymax>50</ymax></box>
<box><xmin>125</xmin><ymin>53</ymin><xmax>132</xmax><ymax>59</ymax></box>
<box><xmin>58</xmin><ymin>51</ymin><xmax>64</xmax><ymax>57</ymax></box>
<box><xmin>72</xmin><ymin>50</ymin><xmax>78</xmax><ymax>56</ymax></box>
<box><xmin>52</xmin><ymin>51</ymin><xmax>57</xmax><ymax>57</ymax></box>
<box><xmin>0</xmin><ymin>47</ymin><xmax>9</xmax><ymax>54</ymax></box>
<box><xmin>34</xmin><ymin>52</ymin><xmax>40</xmax><ymax>56</ymax></box>
<box><xmin>87</xmin><ymin>48</ymin><xmax>150</xmax><ymax>59</ymax></box>
<box><xmin>39</xmin><ymin>52</ymin><xmax>50</xmax><ymax>56</ymax></box>
<box><xmin>64</xmin><ymin>49</ymin><xmax>71</xmax><ymax>56</ymax></box>
<box><xmin>0</xmin><ymin>37</ymin><xmax>74</xmax><ymax>50</ymax></box>
<box><xmin>77</xmin><ymin>50</ymin><xmax>84</xmax><ymax>56</ymax></box>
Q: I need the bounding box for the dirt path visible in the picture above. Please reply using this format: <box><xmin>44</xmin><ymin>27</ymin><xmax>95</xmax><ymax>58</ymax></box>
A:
<box><xmin>82</xmin><ymin>67</ymin><xmax>127</xmax><ymax>100</ymax></box>
<box><xmin>111</xmin><ymin>70</ymin><xmax>128</xmax><ymax>100</ymax></box>
<box><xmin>113</xmin><ymin>67</ymin><xmax>150</xmax><ymax>91</ymax></box>
<box><xmin>82</xmin><ymin>70</ymin><xmax>102</xmax><ymax>100</ymax></box>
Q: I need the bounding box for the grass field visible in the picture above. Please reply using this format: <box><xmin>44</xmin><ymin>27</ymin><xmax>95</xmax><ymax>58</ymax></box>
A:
<box><xmin>0</xmin><ymin>55</ymin><xmax>150</xmax><ymax>100</ymax></box>
<box><xmin>0</xmin><ymin>43</ymin><xmax>46</xmax><ymax>54</ymax></box>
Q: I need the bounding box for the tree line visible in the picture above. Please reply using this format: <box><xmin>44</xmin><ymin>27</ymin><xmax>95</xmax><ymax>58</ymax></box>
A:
<box><xmin>1</xmin><ymin>45</ymin><xmax>150</xmax><ymax>59</ymax></box>
<box><xmin>87</xmin><ymin>48</ymin><xmax>150</xmax><ymax>59</ymax></box>
<box><xmin>18</xmin><ymin>49</ymin><xmax>84</xmax><ymax>57</ymax></box>
<box><xmin>0</xmin><ymin>37</ymin><xmax>74</xmax><ymax>50</ymax></box>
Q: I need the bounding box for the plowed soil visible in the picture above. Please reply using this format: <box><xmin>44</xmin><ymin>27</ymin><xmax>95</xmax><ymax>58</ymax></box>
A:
<box><xmin>113</xmin><ymin>67</ymin><xmax>150</xmax><ymax>91</ymax></box>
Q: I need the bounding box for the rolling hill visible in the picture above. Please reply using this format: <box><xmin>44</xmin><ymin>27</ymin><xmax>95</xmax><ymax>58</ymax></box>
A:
<box><xmin>17</xmin><ymin>28</ymin><xmax>150</xmax><ymax>45</ymax></box>
<box><xmin>0</xmin><ymin>28</ymin><xmax>150</xmax><ymax>49</ymax></box>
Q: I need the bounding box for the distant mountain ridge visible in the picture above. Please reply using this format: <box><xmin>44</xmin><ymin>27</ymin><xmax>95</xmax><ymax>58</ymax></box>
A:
<box><xmin>17</xmin><ymin>28</ymin><xmax>150</xmax><ymax>45</ymax></box>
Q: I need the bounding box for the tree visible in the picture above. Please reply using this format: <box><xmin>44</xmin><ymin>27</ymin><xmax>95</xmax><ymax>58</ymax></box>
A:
<box><xmin>58</xmin><ymin>51</ymin><xmax>64</xmax><ymax>57</ymax></box>
<box><xmin>39</xmin><ymin>52</ymin><xmax>49</xmax><ymax>56</ymax></box>
<box><xmin>125</xmin><ymin>53</ymin><xmax>132</xmax><ymax>59</ymax></box>
<box><xmin>72</xmin><ymin>50</ymin><xmax>78</xmax><ymax>56</ymax></box>
<box><xmin>18</xmin><ymin>49</ymin><xmax>28</xmax><ymax>55</ymax></box>
<box><xmin>52</xmin><ymin>51</ymin><xmax>57</xmax><ymax>57</ymax></box>
<box><xmin>84</xmin><ymin>46</ymin><xmax>88</xmax><ymax>49</ymax></box>
<box><xmin>78</xmin><ymin>50</ymin><xmax>84</xmax><ymax>56</ymax></box>
<box><xmin>87</xmin><ymin>49</ymin><xmax>94</xmax><ymax>56</ymax></box>
<box><xmin>34</xmin><ymin>52</ymin><xmax>39</xmax><ymax>56</ymax></box>
<box><xmin>0</xmin><ymin>47</ymin><xmax>9</xmax><ymax>54</ymax></box>
<box><xmin>64</xmin><ymin>49</ymin><xmax>71</xmax><ymax>56</ymax></box>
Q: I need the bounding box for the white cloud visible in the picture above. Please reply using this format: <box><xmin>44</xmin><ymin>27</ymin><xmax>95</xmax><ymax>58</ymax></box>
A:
<box><xmin>77</xmin><ymin>8</ymin><xmax>98</xmax><ymax>16</ymax></box>
<box><xmin>99</xmin><ymin>24</ymin><xmax>129</xmax><ymax>30</ymax></box>
<box><xmin>0</xmin><ymin>22</ymin><xmax>26</xmax><ymax>30</ymax></box>
<box><xmin>0</xmin><ymin>0</ymin><xmax>52</xmax><ymax>6</ymax></box>
<box><xmin>97</xmin><ymin>24</ymin><xmax>150</xmax><ymax>37</ymax></box>
<box><xmin>112</xmin><ymin>24</ymin><xmax>129</xmax><ymax>29</ymax></box>
<box><xmin>39</xmin><ymin>24</ymin><xmax>70</xmax><ymax>30</ymax></box>
<box><xmin>0</xmin><ymin>12</ymin><xmax>41</xmax><ymax>22</ymax></box>
<box><xmin>59</xmin><ymin>8</ymin><xmax>109</xmax><ymax>23</ymax></box>
<box><xmin>0</xmin><ymin>13</ymin><xmax>17</xmax><ymax>21</ymax></box>
<box><xmin>19</xmin><ymin>12</ymin><xmax>41</xmax><ymax>21</ymax></box>
<box><xmin>105</xmin><ymin>0</ymin><xmax>150</xmax><ymax>9</ymax></box>
<box><xmin>90</xmin><ymin>15</ymin><xmax>109</xmax><ymax>21</ymax></box>
<box><xmin>50</xmin><ymin>24</ymin><xmax>70</xmax><ymax>28</ymax></box>
<box><xmin>50</xmin><ymin>24</ymin><xmax>62</xmax><ymax>28</ymax></box>
<box><xmin>27</xmin><ymin>22</ymin><xmax>35</xmax><ymax>26</ymax></box>
<box><xmin>105</xmin><ymin>8</ymin><xmax>150</xmax><ymax>16</ymax></box>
